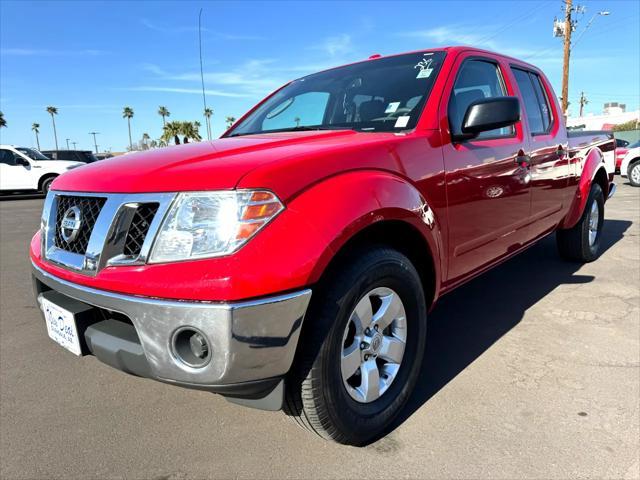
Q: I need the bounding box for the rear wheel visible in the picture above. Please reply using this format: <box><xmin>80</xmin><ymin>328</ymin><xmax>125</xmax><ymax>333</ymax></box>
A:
<box><xmin>556</xmin><ymin>183</ymin><xmax>604</xmax><ymax>262</ymax></box>
<box><xmin>628</xmin><ymin>160</ymin><xmax>640</xmax><ymax>187</ymax></box>
<box><xmin>284</xmin><ymin>246</ymin><xmax>427</xmax><ymax>445</ymax></box>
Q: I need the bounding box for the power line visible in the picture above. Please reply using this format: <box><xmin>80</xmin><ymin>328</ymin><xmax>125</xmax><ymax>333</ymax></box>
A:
<box><xmin>476</xmin><ymin>1</ymin><xmax>553</xmax><ymax>47</ymax></box>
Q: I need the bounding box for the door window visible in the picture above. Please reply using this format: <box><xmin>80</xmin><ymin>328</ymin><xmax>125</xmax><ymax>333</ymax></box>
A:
<box><xmin>449</xmin><ymin>59</ymin><xmax>513</xmax><ymax>139</ymax></box>
<box><xmin>512</xmin><ymin>68</ymin><xmax>552</xmax><ymax>135</ymax></box>
<box><xmin>0</xmin><ymin>150</ymin><xmax>17</xmax><ymax>165</ymax></box>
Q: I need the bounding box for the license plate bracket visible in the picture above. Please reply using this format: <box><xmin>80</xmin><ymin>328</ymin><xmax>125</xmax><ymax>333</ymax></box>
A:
<box><xmin>39</xmin><ymin>290</ymin><xmax>98</xmax><ymax>356</ymax></box>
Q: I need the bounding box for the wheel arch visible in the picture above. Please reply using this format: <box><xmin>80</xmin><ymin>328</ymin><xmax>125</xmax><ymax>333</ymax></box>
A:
<box><xmin>37</xmin><ymin>173</ymin><xmax>58</xmax><ymax>192</ymax></box>
<box><xmin>561</xmin><ymin>147</ymin><xmax>610</xmax><ymax>229</ymax></box>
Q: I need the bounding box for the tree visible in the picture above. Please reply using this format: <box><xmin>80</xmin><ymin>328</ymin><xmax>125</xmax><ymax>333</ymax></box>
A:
<box><xmin>613</xmin><ymin>119</ymin><xmax>639</xmax><ymax>132</ymax></box>
<box><xmin>142</xmin><ymin>132</ymin><xmax>150</xmax><ymax>148</ymax></box>
<box><xmin>181</xmin><ymin>121</ymin><xmax>202</xmax><ymax>144</ymax></box>
<box><xmin>225</xmin><ymin>116</ymin><xmax>236</xmax><ymax>129</ymax></box>
<box><xmin>122</xmin><ymin>106</ymin><xmax>134</xmax><ymax>150</ymax></box>
<box><xmin>46</xmin><ymin>106</ymin><xmax>59</xmax><ymax>150</ymax></box>
<box><xmin>203</xmin><ymin>107</ymin><xmax>213</xmax><ymax>140</ymax></box>
<box><xmin>0</xmin><ymin>111</ymin><xmax>6</xmax><ymax>128</ymax></box>
<box><xmin>162</xmin><ymin>121</ymin><xmax>183</xmax><ymax>145</ymax></box>
<box><xmin>294</xmin><ymin>116</ymin><xmax>301</xmax><ymax>127</ymax></box>
<box><xmin>32</xmin><ymin>123</ymin><xmax>41</xmax><ymax>149</ymax></box>
<box><xmin>158</xmin><ymin>106</ymin><xmax>170</xmax><ymax>127</ymax></box>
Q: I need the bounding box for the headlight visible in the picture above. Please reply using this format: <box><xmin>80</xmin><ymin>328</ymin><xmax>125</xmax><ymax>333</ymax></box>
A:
<box><xmin>149</xmin><ymin>190</ymin><xmax>283</xmax><ymax>263</ymax></box>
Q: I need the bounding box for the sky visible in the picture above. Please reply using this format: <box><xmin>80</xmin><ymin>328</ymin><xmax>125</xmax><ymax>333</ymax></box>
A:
<box><xmin>1</xmin><ymin>0</ymin><xmax>639</xmax><ymax>152</ymax></box>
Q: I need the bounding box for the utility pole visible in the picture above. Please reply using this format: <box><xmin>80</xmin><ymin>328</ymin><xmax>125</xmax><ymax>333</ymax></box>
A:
<box><xmin>65</xmin><ymin>138</ymin><xmax>70</xmax><ymax>149</ymax></box>
<box><xmin>89</xmin><ymin>132</ymin><xmax>100</xmax><ymax>154</ymax></box>
<box><xmin>578</xmin><ymin>91</ymin><xmax>589</xmax><ymax>117</ymax></box>
<box><xmin>554</xmin><ymin>3</ymin><xmax>609</xmax><ymax>116</ymax></box>
<box><xmin>560</xmin><ymin>0</ymin><xmax>573</xmax><ymax>115</ymax></box>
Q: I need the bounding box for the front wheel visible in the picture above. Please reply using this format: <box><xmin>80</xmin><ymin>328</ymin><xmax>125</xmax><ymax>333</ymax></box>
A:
<box><xmin>284</xmin><ymin>246</ymin><xmax>427</xmax><ymax>445</ymax></box>
<box><xmin>556</xmin><ymin>183</ymin><xmax>604</xmax><ymax>262</ymax></box>
<box><xmin>40</xmin><ymin>176</ymin><xmax>56</xmax><ymax>194</ymax></box>
<box><xmin>628</xmin><ymin>160</ymin><xmax>640</xmax><ymax>187</ymax></box>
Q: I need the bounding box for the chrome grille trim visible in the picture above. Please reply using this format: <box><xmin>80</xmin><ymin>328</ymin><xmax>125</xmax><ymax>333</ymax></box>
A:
<box><xmin>42</xmin><ymin>191</ymin><xmax>176</xmax><ymax>276</ymax></box>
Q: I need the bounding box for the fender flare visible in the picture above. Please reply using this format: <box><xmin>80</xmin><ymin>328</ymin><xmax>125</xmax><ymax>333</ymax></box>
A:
<box><xmin>287</xmin><ymin>169</ymin><xmax>444</xmax><ymax>299</ymax></box>
<box><xmin>561</xmin><ymin>147</ymin><xmax>609</xmax><ymax>229</ymax></box>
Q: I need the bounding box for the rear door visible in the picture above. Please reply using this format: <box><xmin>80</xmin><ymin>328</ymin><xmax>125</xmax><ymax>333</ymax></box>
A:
<box><xmin>441</xmin><ymin>53</ymin><xmax>531</xmax><ymax>283</ymax></box>
<box><xmin>510</xmin><ymin>67</ymin><xmax>568</xmax><ymax>238</ymax></box>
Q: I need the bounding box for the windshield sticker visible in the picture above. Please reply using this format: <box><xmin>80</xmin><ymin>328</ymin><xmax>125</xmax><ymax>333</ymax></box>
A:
<box><xmin>415</xmin><ymin>55</ymin><xmax>434</xmax><ymax>79</ymax></box>
<box><xmin>394</xmin><ymin>116</ymin><xmax>410</xmax><ymax>128</ymax></box>
<box><xmin>385</xmin><ymin>102</ymin><xmax>401</xmax><ymax>114</ymax></box>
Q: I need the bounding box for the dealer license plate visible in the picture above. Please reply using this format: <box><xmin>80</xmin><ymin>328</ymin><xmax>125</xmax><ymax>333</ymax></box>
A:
<box><xmin>42</xmin><ymin>297</ymin><xmax>82</xmax><ymax>356</ymax></box>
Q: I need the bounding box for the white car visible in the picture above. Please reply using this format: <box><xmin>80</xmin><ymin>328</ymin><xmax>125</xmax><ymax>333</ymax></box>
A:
<box><xmin>620</xmin><ymin>141</ymin><xmax>640</xmax><ymax>187</ymax></box>
<box><xmin>0</xmin><ymin>145</ymin><xmax>84</xmax><ymax>193</ymax></box>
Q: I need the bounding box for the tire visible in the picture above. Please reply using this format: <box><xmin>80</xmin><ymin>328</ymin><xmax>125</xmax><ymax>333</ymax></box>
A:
<box><xmin>284</xmin><ymin>246</ymin><xmax>427</xmax><ymax>445</ymax></box>
<box><xmin>40</xmin><ymin>176</ymin><xmax>56</xmax><ymax>194</ymax></box>
<box><xmin>556</xmin><ymin>183</ymin><xmax>604</xmax><ymax>262</ymax></box>
<box><xmin>628</xmin><ymin>160</ymin><xmax>640</xmax><ymax>187</ymax></box>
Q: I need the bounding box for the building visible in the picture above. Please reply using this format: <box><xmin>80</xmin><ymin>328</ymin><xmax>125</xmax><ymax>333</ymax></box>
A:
<box><xmin>567</xmin><ymin>102</ymin><xmax>639</xmax><ymax>131</ymax></box>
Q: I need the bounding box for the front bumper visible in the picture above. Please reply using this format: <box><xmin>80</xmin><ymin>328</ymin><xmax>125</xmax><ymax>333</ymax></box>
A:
<box><xmin>32</xmin><ymin>262</ymin><xmax>311</xmax><ymax>408</ymax></box>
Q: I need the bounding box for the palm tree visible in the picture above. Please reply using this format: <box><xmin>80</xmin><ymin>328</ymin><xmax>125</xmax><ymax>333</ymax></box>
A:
<box><xmin>162</xmin><ymin>121</ymin><xmax>183</xmax><ymax>145</ymax></box>
<box><xmin>180</xmin><ymin>121</ymin><xmax>202</xmax><ymax>144</ymax></box>
<box><xmin>203</xmin><ymin>107</ymin><xmax>213</xmax><ymax>140</ymax></box>
<box><xmin>158</xmin><ymin>106</ymin><xmax>170</xmax><ymax>128</ymax></box>
<box><xmin>32</xmin><ymin>123</ymin><xmax>41</xmax><ymax>149</ymax></box>
<box><xmin>122</xmin><ymin>106</ymin><xmax>134</xmax><ymax>150</ymax></box>
<box><xmin>46</xmin><ymin>106</ymin><xmax>59</xmax><ymax>149</ymax></box>
<box><xmin>0</xmin><ymin>111</ymin><xmax>6</xmax><ymax>128</ymax></box>
<box><xmin>294</xmin><ymin>116</ymin><xmax>301</xmax><ymax>127</ymax></box>
<box><xmin>225</xmin><ymin>116</ymin><xmax>236</xmax><ymax>129</ymax></box>
<box><xmin>142</xmin><ymin>132</ymin><xmax>150</xmax><ymax>148</ymax></box>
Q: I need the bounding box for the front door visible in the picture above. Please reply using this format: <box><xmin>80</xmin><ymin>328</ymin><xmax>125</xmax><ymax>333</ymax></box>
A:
<box><xmin>441</xmin><ymin>54</ymin><xmax>531</xmax><ymax>283</ymax></box>
<box><xmin>0</xmin><ymin>149</ymin><xmax>33</xmax><ymax>190</ymax></box>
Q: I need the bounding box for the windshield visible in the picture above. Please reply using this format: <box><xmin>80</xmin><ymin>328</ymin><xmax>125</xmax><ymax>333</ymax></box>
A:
<box><xmin>16</xmin><ymin>147</ymin><xmax>49</xmax><ymax>160</ymax></box>
<box><xmin>228</xmin><ymin>51</ymin><xmax>446</xmax><ymax>137</ymax></box>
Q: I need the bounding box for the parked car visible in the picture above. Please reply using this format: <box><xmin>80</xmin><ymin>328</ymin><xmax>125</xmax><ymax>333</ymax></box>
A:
<box><xmin>0</xmin><ymin>145</ymin><xmax>84</xmax><ymax>193</ymax></box>
<box><xmin>615</xmin><ymin>138</ymin><xmax>630</xmax><ymax>173</ymax></box>
<box><xmin>619</xmin><ymin>140</ymin><xmax>640</xmax><ymax>186</ymax></box>
<box><xmin>30</xmin><ymin>46</ymin><xmax>615</xmax><ymax>445</ymax></box>
<box><xmin>42</xmin><ymin>150</ymin><xmax>99</xmax><ymax>163</ymax></box>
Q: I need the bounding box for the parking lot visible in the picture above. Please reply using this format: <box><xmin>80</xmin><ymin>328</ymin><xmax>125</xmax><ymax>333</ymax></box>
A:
<box><xmin>0</xmin><ymin>184</ymin><xmax>638</xmax><ymax>479</ymax></box>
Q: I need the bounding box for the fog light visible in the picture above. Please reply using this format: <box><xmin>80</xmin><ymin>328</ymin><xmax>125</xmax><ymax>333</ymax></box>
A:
<box><xmin>172</xmin><ymin>327</ymin><xmax>211</xmax><ymax>368</ymax></box>
<box><xmin>189</xmin><ymin>332</ymin><xmax>208</xmax><ymax>359</ymax></box>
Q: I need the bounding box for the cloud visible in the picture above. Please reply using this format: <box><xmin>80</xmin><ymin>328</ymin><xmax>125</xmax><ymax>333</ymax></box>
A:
<box><xmin>125</xmin><ymin>86</ymin><xmax>252</xmax><ymax>98</ymax></box>
<box><xmin>318</xmin><ymin>34</ymin><xmax>353</xmax><ymax>56</ymax></box>
<box><xmin>141</xmin><ymin>18</ymin><xmax>265</xmax><ymax>40</ymax></box>
<box><xmin>1</xmin><ymin>48</ymin><xmax>108</xmax><ymax>56</ymax></box>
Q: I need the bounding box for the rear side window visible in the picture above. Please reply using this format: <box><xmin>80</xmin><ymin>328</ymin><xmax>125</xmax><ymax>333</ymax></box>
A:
<box><xmin>512</xmin><ymin>68</ymin><xmax>552</xmax><ymax>135</ymax></box>
<box><xmin>448</xmin><ymin>59</ymin><xmax>513</xmax><ymax>139</ymax></box>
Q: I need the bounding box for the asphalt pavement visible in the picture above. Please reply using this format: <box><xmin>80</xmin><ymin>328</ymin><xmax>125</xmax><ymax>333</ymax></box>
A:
<box><xmin>1</xmin><ymin>183</ymin><xmax>638</xmax><ymax>479</ymax></box>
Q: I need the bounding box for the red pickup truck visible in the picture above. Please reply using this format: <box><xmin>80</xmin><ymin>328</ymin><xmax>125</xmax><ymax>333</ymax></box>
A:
<box><xmin>31</xmin><ymin>46</ymin><xmax>615</xmax><ymax>445</ymax></box>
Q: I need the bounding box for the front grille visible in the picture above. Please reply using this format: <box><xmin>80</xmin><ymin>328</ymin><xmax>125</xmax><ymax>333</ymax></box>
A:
<box><xmin>54</xmin><ymin>196</ymin><xmax>106</xmax><ymax>254</ymax></box>
<box><xmin>123</xmin><ymin>203</ymin><xmax>159</xmax><ymax>256</ymax></box>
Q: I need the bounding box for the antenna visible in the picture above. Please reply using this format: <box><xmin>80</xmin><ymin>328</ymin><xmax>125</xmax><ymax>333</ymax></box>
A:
<box><xmin>198</xmin><ymin>8</ymin><xmax>210</xmax><ymax>140</ymax></box>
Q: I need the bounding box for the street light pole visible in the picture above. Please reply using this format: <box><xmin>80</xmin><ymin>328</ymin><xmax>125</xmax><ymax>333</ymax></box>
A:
<box><xmin>71</xmin><ymin>142</ymin><xmax>77</xmax><ymax>150</ymax></box>
<box><xmin>65</xmin><ymin>138</ymin><xmax>70</xmax><ymax>149</ymax></box>
<box><xmin>89</xmin><ymin>132</ymin><xmax>100</xmax><ymax>154</ymax></box>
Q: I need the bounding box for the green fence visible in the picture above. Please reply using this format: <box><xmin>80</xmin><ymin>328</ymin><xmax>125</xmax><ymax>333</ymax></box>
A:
<box><xmin>615</xmin><ymin>129</ymin><xmax>640</xmax><ymax>145</ymax></box>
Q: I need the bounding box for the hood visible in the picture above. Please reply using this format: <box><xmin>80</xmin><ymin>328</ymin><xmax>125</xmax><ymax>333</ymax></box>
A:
<box><xmin>51</xmin><ymin>130</ymin><xmax>398</xmax><ymax>195</ymax></box>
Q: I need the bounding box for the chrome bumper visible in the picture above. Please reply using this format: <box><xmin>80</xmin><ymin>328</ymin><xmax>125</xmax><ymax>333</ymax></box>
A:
<box><xmin>32</xmin><ymin>262</ymin><xmax>311</xmax><ymax>393</ymax></box>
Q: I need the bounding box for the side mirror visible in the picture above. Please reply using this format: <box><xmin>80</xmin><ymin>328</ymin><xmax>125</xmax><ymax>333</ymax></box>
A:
<box><xmin>455</xmin><ymin>96</ymin><xmax>520</xmax><ymax>141</ymax></box>
<box><xmin>15</xmin><ymin>156</ymin><xmax>30</xmax><ymax>166</ymax></box>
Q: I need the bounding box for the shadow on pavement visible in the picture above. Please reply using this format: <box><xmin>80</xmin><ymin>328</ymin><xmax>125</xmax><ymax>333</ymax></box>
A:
<box><xmin>0</xmin><ymin>193</ymin><xmax>45</xmax><ymax>201</ymax></box>
<box><xmin>386</xmin><ymin>218</ymin><xmax>633</xmax><ymax>437</ymax></box>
